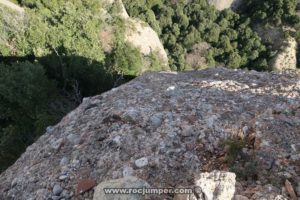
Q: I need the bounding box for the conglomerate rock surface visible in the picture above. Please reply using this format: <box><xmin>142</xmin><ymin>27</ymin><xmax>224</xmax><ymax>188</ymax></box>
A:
<box><xmin>0</xmin><ymin>68</ymin><xmax>300</xmax><ymax>200</ymax></box>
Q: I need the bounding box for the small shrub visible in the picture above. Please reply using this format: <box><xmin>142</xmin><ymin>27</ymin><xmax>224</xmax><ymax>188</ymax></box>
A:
<box><xmin>221</xmin><ymin>138</ymin><xmax>245</xmax><ymax>165</ymax></box>
<box><xmin>221</xmin><ymin>138</ymin><xmax>258</xmax><ymax>180</ymax></box>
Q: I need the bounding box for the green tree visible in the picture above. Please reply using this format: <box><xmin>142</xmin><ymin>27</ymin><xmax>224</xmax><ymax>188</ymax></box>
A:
<box><xmin>242</xmin><ymin>0</ymin><xmax>299</xmax><ymax>25</ymax></box>
<box><xmin>110</xmin><ymin>43</ymin><xmax>143</xmax><ymax>76</ymax></box>
<box><xmin>0</xmin><ymin>61</ymin><xmax>58</xmax><ymax>171</ymax></box>
<box><xmin>227</xmin><ymin>52</ymin><xmax>242</xmax><ymax>68</ymax></box>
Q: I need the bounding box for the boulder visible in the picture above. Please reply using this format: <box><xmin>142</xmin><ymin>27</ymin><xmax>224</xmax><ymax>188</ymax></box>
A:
<box><xmin>93</xmin><ymin>176</ymin><xmax>150</xmax><ymax>200</ymax></box>
<box><xmin>195</xmin><ymin>171</ymin><xmax>236</xmax><ymax>200</ymax></box>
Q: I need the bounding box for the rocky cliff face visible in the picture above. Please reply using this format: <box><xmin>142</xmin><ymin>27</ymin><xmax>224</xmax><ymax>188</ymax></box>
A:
<box><xmin>101</xmin><ymin>0</ymin><xmax>169</xmax><ymax>71</ymax></box>
<box><xmin>271</xmin><ymin>37</ymin><xmax>298</xmax><ymax>71</ymax></box>
<box><xmin>0</xmin><ymin>68</ymin><xmax>299</xmax><ymax>200</ymax></box>
<box><xmin>207</xmin><ymin>0</ymin><xmax>242</xmax><ymax>10</ymax></box>
<box><xmin>0</xmin><ymin>0</ymin><xmax>24</xmax><ymax>13</ymax></box>
<box><xmin>253</xmin><ymin>25</ymin><xmax>298</xmax><ymax>71</ymax></box>
<box><xmin>124</xmin><ymin>19</ymin><xmax>169</xmax><ymax>71</ymax></box>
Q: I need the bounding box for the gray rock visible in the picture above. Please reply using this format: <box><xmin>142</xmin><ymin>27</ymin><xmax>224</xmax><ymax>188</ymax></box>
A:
<box><xmin>51</xmin><ymin>138</ymin><xmax>64</xmax><ymax>150</ymax></box>
<box><xmin>291</xmin><ymin>144</ymin><xmax>300</xmax><ymax>152</ymax></box>
<box><xmin>52</xmin><ymin>196</ymin><xmax>61</xmax><ymax>200</ymax></box>
<box><xmin>149</xmin><ymin>114</ymin><xmax>163</xmax><ymax>128</ymax></box>
<box><xmin>93</xmin><ymin>176</ymin><xmax>150</xmax><ymax>200</ymax></box>
<box><xmin>123</xmin><ymin>166</ymin><xmax>134</xmax><ymax>177</ymax></box>
<box><xmin>46</xmin><ymin>126</ymin><xmax>55</xmax><ymax>134</ymax></box>
<box><xmin>71</xmin><ymin>159</ymin><xmax>80</xmax><ymax>168</ymax></box>
<box><xmin>135</xmin><ymin>157</ymin><xmax>148</xmax><ymax>168</ymax></box>
<box><xmin>205</xmin><ymin>115</ymin><xmax>218</xmax><ymax>129</ymax></box>
<box><xmin>234</xmin><ymin>195</ymin><xmax>249</xmax><ymax>200</ymax></box>
<box><xmin>242</xmin><ymin>126</ymin><xmax>249</xmax><ymax>135</ymax></box>
<box><xmin>59</xmin><ymin>175</ymin><xmax>68</xmax><ymax>181</ymax></box>
<box><xmin>252</xmin><ymin>184</ymin><xmax>284</xmax><ymax>200</ymax></box>
<box><xmin>112</xmin><ymin>135</ymin><xmax>121</xmax><ymax>146</ymax></box>
<box><xmin>181</xmin><ymin>126</ymin><xmax>195</xmax><ymax>137</ymax></box>
<box><xmin>61</xmin><ymin>190</ymin><xmax>70</xmax><ymax>198</ymax></box>
<box><xmin>53</xmin><ymin>184</ymin><xmax>63</xmax><ymax>196</ymax></box>
<box><xmin>123</xmin><ymin>108</ymin><xmax>140</xmax><ymax>123</ymax></box>
<box><xmin>35</xmin><ymin>189</ymin><xmax>50</xmax><ymax>199</ymax></box>
<box><xmin>67</xmin><ymin>134</ymin><xmax>81</xmax><ymax>145</ymax></box>
<box><xmin>60</xmin><ymin>157</ymin><xmax>69</xmax><ymax>166</ymax></box>
<box><xmin>11</xmin><ymin>178</ymin><xmax>18</xmax><ymax>187</ymax></box>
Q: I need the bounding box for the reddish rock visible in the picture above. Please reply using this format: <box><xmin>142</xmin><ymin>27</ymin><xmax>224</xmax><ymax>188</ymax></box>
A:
<box><xmin>285</xmin><ymin>180</ymin><xmax>297</xmax><ymax>200</ymax></box>
<box><xmin>76</xmin><ymin>179</ymin><xmax>97</xmax><ymax>195</ymax></box>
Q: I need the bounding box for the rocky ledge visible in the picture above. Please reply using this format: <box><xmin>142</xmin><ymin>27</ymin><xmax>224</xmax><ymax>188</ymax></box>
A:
<box><xmin>0</xmin><ymin>68</ymin><xmax>300</xmax><ymax>200</ymax></box>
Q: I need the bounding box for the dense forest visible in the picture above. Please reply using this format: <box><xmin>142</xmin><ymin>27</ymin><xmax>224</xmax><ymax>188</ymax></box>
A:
<box><xmin>0</xmin><ymin>0</ymin><xmax>299</xmax><ymax>171</ymax></box>
<box><xmin>123</xmin><ymin>0</ymin><xmax>300</xmax><ymax>70</ymax></box>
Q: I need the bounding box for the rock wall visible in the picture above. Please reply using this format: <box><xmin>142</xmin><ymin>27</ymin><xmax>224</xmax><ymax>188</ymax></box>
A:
<box><xmin>0</xmin><ymin>68</ymin><xmax>300</xmax><ymax>200</ymax></box>
<box><xmin>124</xmin><ymin>19</ymin><xmax>169</xmax><ymax>69</ymax></box>
<box><xmin>102</xmin><ymin>0</ymin><xmax>169</xmax><ymax>70</ymax></box>
<box><xmin>0</xmin><ymin>0</ymin><xmax>24</xmax><ymax>13</ymax></box>
<box><xmin>207</xmin><ymin>0</ymin><xmax>242</xmax><ymax>10</ymax></box>
<box><xmin>254</xmin><ymin>25</ymin><xmax>298</xmax><ymax>71</ymax></box>
<box><xmin>271</xmin><ymin>37</ymin><xmax>298</xmax><ymax>71</ymax></box>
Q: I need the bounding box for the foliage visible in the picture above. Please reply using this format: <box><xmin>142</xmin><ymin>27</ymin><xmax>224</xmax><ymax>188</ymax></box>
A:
<box><xmin>123</xmin><ymin>0</ymin><xmax>268</xmax><ymax>70</ymax></box>
<box><xmin>239</xmin><ymin>0</ymin><xmax>300</xmax><ymax>68</ymax></box>
<box><xmin>107</xmin><ymin>43</ymin><xmax>143</xmax><ymax>76</ymax></box>
<box><xmin>0</xmin><ymin>0</ymin><xmax>143</xmax><ymax>171</ymax></box>
<box><xmin>221</xmin><ymin>138</ymin><xmax>258</xmax><ymax>180</ymax></box>
<box><xmin>0</xmin><ymin>5</ymin><xmax>27</xmax><ymax>56</ymax></box>
<box><xmin>221</xmin><ymin>138</ymin><xmax>245</xmax><ymax>165</ymax></box>
<box><xmin>0</xmin><ymin>0</ymin><xmax>299</xmax><ymax>172</ymax></box>
<box><xmin>0</xmin><ymin>61</ymin><xmax>60</xmax><ymax>171</ymax></box>
<box><xmin>240</xmin><ymin>0</ymin><xmax>300</xmax><ymax>26</ymax></box>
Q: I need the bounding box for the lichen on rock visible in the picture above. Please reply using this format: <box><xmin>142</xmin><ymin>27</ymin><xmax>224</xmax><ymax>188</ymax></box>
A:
<box><xmin>0</xmin><ymin>68</ymin><xmax>300</xmax><ymax>200</ymax></box>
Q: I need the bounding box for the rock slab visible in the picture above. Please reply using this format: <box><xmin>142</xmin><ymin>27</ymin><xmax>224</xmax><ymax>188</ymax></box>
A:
<box><xmin>195</xmin><ymin>171</ymin><xmax>236</xmax><ymax>200</ymax></box>
<box><xmin>0</xmin><ymin>68</ymin><xmax>299</xmax><ymax>200</ymax></box>
<box><xmin>93</xmin><ymin>176</ymin><xmax>150</xmax><ymax>200</ymax></box>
